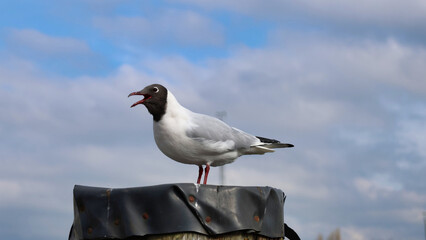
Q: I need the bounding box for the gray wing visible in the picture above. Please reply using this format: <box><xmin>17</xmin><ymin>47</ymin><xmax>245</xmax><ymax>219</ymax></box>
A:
<box><xmin>186</xmin><ymin>112</ymin><xmax>260</xmax><ymax>150</ymax></box>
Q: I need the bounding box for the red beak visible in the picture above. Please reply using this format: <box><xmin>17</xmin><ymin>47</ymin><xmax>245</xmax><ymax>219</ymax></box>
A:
<box><xmin>128</xmin><ymin>91</ymin><xmax>151</xmax><ymax>108</ymax></box>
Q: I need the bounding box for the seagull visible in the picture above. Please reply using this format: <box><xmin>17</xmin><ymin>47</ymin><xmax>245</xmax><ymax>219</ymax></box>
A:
<box><xmin>129</xmin><ymin>84</ymin><xmax>294</xmax><ymax>184</ymax></box>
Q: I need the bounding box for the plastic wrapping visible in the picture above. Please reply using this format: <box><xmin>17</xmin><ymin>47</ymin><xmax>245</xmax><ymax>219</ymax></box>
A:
<box><xmin>70</xmin><ymin>183</ymin><xmax>285</xmax><ymax>239</ymax></box>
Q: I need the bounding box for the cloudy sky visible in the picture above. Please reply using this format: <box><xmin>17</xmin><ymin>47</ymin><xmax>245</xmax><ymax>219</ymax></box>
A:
<box><xmin>1</xmin><ymin>1</ymin><xmax>426</xmax><ymax>239</ymax></box>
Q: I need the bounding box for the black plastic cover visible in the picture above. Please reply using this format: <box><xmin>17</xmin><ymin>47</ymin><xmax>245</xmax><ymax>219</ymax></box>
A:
<box><xmin>70</xmin><ymin>184</ymin><xmax>286</xmax><ymax>239</ymax></box>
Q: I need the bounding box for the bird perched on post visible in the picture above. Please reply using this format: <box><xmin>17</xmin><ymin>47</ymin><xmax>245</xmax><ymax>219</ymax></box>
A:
<box><xmin>129</xmin><ymin>84</ymin><xmax>293</xmax><ymax>184</ymax></box>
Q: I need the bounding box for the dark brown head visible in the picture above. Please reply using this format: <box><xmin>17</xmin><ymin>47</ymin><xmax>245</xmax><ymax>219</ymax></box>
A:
<box><xmin>128</xmin><ymin>84</ymin><xmax>168</xmax><ymax>121</ymax></box>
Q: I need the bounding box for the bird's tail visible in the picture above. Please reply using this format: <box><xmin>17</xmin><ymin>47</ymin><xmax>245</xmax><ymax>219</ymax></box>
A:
<box><xmin>246</xmin><ymin>136</ymin><xmax>294</xmax><ymax>154</ymax></box>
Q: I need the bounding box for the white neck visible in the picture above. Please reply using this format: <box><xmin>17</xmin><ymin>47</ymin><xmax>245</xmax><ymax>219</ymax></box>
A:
<box><xmin>165</xmin><ymin>91</ymin><xmax>189</xmax><ymax>118</ymax></box>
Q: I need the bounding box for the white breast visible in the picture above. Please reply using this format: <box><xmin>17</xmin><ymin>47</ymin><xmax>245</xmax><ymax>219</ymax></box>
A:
<box><xmin>153</xmin><ymin>92</ymin><xmax>239</xmax><ymax>166</ymax></box>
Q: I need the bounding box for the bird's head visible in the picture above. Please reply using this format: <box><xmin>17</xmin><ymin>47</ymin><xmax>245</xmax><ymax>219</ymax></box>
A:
<box><xmin>128</xmin><ymin>84</ymin><xmax>168</xmax><ymax>108</ymax></box>
<box><xmin>128</xmin><ymin>84</ymin><xmax>168</xmax><ymax>121</ymax></box>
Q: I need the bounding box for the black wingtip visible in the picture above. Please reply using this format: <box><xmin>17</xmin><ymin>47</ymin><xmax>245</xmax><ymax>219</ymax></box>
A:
<box><xmin>256</xmin><ymin>136</ymin><xmax>294</xmax><ymax>148</ymax></box>
<box><xmin>256</xmin><ymin>136</ymin><xmax>280</xmax><ymax>144</ymax></box>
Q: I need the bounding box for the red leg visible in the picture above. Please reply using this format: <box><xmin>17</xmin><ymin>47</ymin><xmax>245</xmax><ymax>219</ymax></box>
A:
<box><xmin>203</xmin><ymin>164</ymin><xmax>210</xmax><ymax>184</ymax></box>
<box><xmin>197</xmin><ymin>165</ymin><xmax>203</xmax><ymax>184</ymax></box>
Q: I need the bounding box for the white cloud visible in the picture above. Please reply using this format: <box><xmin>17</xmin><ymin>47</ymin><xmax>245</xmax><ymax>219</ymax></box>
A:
<box><xmin>340</xmin><ymin>225</ymin><xmax>398</xmax><ymax>240</ymax></box>
<box><xmin>93</xmin><ymin>9</ymin><xmax>224</xmax><ymax>46</ymax></box>
<box><xmin>354</xmin><ymin>174</ymin><xmax>403</xmax><ymax>200</ymax></box>
<box><xmin>296</xmin><ymin>0</ymin><xmax>426</xmax><ymax>27</ymax></box>
<box><xmin>7</xmin><ymin>29</ymin><xmax>90</xmax><ymax>56</ymax></box>
<box><xmin>0</xmin><ymin>180</ymin><xmax>21</xmax><ymax>205</ymax></box>
<box><xmin>3</xmin><ymin>29</ymin><xmax>106</xmax><ymax>75</ymax></box>
<box><xmin>398</xmin><ymin>111</ymin><xmax>426</xmax><ymax>158</ymax></box>
<box><xmin>341</xmin><ymin>226</ymin><xmax>366</xmax><ymax>240</ymax></box>
<box><xmin>178</xmin><ymin>0</ymin><xmax>426</xmax><ymax>33</ymax></box>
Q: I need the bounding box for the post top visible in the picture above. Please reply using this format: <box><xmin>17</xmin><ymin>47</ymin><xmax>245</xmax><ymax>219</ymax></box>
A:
<box><xmin>70</xmin><ymin>183</ymin><xmax>286</xmax><ymax>239</ymax></box>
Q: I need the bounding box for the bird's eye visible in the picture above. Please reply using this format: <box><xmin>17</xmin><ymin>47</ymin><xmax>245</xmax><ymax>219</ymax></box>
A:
<box><xmin>153</xmin><ymin>87</ymin><xmax>159</xmax><ymax>93</ymax></box>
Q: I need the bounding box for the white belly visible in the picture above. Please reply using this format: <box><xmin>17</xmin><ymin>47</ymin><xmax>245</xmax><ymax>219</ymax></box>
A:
<box><xmin>153</xmin><ymin>119</ymin><xmax>239</xmax><ymax>166</ymax></box>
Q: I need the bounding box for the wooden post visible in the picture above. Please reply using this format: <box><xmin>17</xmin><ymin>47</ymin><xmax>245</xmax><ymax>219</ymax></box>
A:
<box><xmin>69</xmin><ymin>184</ymin><xmax>286</xmax><ymax>240</ymax></box>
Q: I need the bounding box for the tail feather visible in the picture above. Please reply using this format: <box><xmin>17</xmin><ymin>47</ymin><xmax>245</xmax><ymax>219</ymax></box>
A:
<box><xmin>253</xmin><ymin>145</ymin><xmax>275</xmax><ymax>153</ymax></box>
<box><xmin>244</xmin><ymin>136</ymin><xmax>294</xmax><ymax>155</ymax></box>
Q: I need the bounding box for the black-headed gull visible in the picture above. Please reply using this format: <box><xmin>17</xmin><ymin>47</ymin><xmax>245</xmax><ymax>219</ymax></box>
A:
<box><xmin>129</xmin><ymin>84</ymin><xmax>293</xmax><ymax>184</ymax></box>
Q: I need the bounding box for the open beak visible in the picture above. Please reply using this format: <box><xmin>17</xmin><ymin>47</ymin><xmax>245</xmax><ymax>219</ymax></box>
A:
<box><xmin>128</xmin><ymin>91</ymin><xmax>152</xmax><ymax>108</ymax></box>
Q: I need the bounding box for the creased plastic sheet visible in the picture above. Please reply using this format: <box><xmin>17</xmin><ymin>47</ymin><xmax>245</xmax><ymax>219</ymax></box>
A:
<box><xmin>70</xmin><ymin>183</ymin><xmax>285</xmax><ymax>239</ymax></box>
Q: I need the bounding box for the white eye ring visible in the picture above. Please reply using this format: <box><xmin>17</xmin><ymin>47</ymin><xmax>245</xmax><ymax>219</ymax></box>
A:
<box><xmin>153</xmin><ymin>87</ymin><xmax>159</xmax><ymax>93</ymax></box>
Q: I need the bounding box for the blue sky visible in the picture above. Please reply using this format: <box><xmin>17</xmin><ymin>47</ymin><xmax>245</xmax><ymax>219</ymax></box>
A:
<box><xmin>1</xmin><ymin>1</ymin><xmax>426</xmax><ymax>240</ymax></box>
